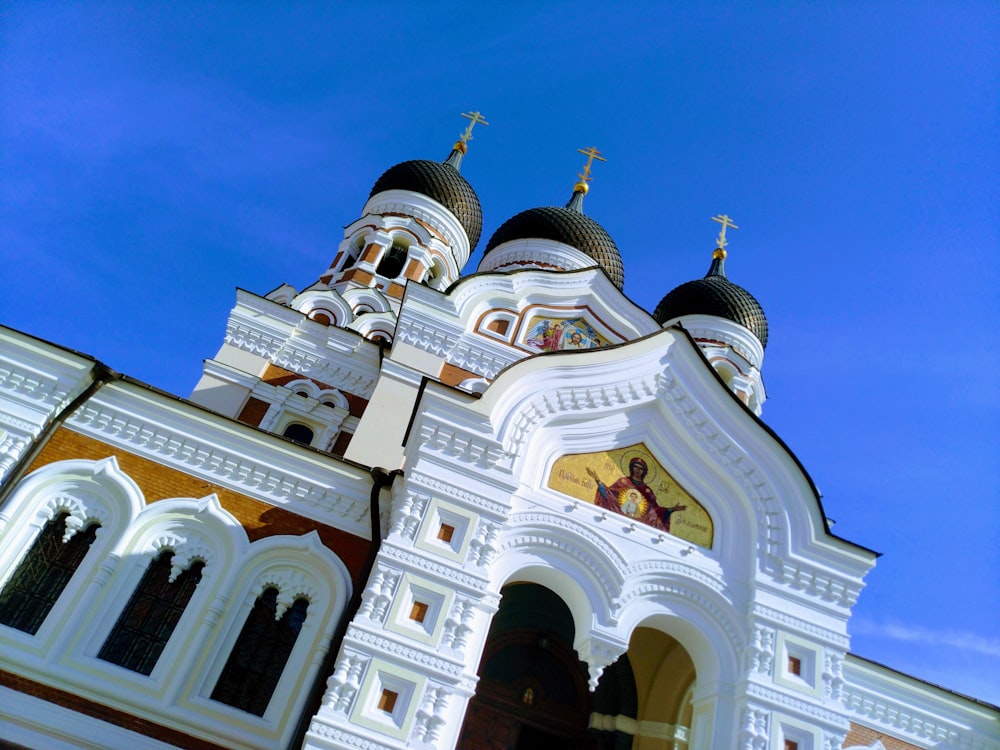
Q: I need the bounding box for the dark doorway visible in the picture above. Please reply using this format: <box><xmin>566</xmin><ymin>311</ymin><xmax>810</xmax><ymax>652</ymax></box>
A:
<box><xmin>457</xmin><ymin>583</ymin><xmax>597</xmax><ymax>750</ymax></box>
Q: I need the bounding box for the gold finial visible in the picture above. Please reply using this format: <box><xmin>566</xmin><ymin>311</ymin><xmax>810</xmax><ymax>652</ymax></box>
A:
<box><xmin>574</xmin><ymin>146</ymin><xmax>606</xmax><ymax>193</ymax></box>
<box><xmin>711</xmin><ymin>214</ymin><xmax>738</xmax><ymax>255</ymax></box>
<box><xmin>453</xmin><ymin>111</ymin><xmax>488</xmax><ymax>152</ymax></box>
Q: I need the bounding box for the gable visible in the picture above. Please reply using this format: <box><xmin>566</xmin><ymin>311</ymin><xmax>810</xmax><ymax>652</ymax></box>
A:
<box><xmin>409</xmin><ymin>326</ymin><xmax>876</xmax><ymax>600</ymax></box>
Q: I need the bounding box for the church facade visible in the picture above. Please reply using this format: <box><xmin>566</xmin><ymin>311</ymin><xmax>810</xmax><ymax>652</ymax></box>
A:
<box><xmin>0</xmin><ymin>119</ymin><xmax>996</xmax><ymax>750</ymax></box>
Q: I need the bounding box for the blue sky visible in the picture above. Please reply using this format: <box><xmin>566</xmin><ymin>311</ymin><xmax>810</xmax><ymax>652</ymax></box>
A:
<box><xmin>2</xmin><ymin>2</ymin><xmax>998</xmax><ymax>704</ymax></box>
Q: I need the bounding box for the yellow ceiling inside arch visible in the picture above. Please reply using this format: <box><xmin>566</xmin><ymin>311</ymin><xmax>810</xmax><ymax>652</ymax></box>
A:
<box><xmin>547</xmin><ymin>442</ymin><xmax>714</xmax><ymax>549</ymax></box>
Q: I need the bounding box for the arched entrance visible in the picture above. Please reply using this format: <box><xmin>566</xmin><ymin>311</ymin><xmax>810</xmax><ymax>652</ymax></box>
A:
<box><xmin>457</xmin><ymin>583</ymin><xmax>596</xmax><ymax>750</ymax></box>
<box><xmin>599</xmin><ymin>627</ymin><xmax>696</xmax><ymax>749</ymax></box>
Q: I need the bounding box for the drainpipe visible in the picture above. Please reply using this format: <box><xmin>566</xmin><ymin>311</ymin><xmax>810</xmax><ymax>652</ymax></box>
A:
<box><xmin>290</xmin><ymin>465</ymin><xmax>401</xmax><ymax>749</ymax></box>
<box><xmin>0</xmin><ymin>363</ymin><xmax>116</xmax><ymax>509</ymax></box>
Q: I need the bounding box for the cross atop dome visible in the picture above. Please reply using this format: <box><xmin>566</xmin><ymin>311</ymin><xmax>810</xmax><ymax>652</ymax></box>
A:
<box><xmin>574</xmin><ymin>146</ymin><xmax>606</xmax><ymax>195</ymax></box>
<box><xmin>450</xmin><ymin>110</ymin><xmax>489</xmax><ymax>158</ymax></box>
<box><xmin>711</xmin><ymin>213</ymin><xmax>738</xmax><ymax>258</ymax></box>
<box><xmin>458</xmin><ymin>111</ymin><xmax>489</xmax><ymax>144</ymax></box>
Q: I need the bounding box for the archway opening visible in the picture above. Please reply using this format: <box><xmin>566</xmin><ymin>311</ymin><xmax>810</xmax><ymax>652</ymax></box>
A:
<box><xmin>594</xmin><ymin>627</ymin><xmax>695</xmax><ymax>750</ymax></box>
<box><xmin>458</xmin><ymin>583</ymin><xmax>595</xmax><ymax>749</ymax></box>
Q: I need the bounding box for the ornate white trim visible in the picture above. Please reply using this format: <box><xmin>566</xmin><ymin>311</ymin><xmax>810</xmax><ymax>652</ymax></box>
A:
<box><xmin>406</xmin><ymin>471</ymin><xmax>510</xmax><ymax>517</ymax></box>
<box><xmin>346</xmin><ymin>626</ymin><xmax>465</xmax><ymax>679</ymax></box>
<box><xmin>362</xmin><ymin>189</ymin><xmax>471</xmax><ymax>270</ymax></box>
<box><xmin>745</xmin><ymin>682</ymin><xmax>851</xmax><ymax>727</ymax></box>
<box><xmin>380</xmin><ymin>544</ymin><xmax>490</xmax><ymax>593</ymax></box>
<box><xmin>476</xmin><ymin>238</ymin><xmax>597</xmax><ymax>276</ymax></box>
<box><xmin>65</xmin><ymin>385</ymin><xmax>372</xmax><ymax>537</ymax></box>
<box><xmin>752</xmin><ymin>604</ymin><xmax>851</xmax><ymax>649</ymax></box>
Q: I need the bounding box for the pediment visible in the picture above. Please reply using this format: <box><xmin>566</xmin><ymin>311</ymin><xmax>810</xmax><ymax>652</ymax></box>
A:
<box><xmin>394</xmin><ymin>266</ymin><xmax>660</xmax><ymax>382</ymax></box>
<box><xmin>409</xmin><ymin>327</ymin><xmax>876</xmax><ymax>599</ymax></box>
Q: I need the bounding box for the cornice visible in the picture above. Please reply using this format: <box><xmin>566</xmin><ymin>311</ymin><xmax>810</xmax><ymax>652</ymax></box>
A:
<box><xmin>345</xmin><ymin>625</ymin><xmax>465</xmax><ymax>680</ymax></box>
<box><xmin>746</xmin><ymin>682</ymin><xmax>850</xmax><ymax>727</ymax></box>
<box><xmin>841</xmin><ymin>662</ymin><xmax>1000</xmax><ymax>750</ymax></box>
<box><xmin>406</xmin><ymin>471</ymin><xmax>510</xmax><ymax>517</ymax></box>
<box><xmin>0</xmin><ymin>411</ymin><xmax>38</xmax><ymax>433</ymax></box>
<box><xmin>445</xmin><ymin>341</ymin><xmax>518</xmax><ymax>381</ymax></box>
<box><xmin>477</xmin><ymin>237</ymin><xmax>595</xmax><ymax>275</ymax></box>
<box><xmin>224</xmin><ymin>319</ymin><xmax>378</xmax><ymax>398</ymax></box>
<box><xmin>841</xmin><ymin>686</ymin><xmax>998</xmax><ymax>749</ymax></box>
<box><xmin>752</xmin><ymin>604</ymin><xmax>850</xmax><ymax>649</ymax></box>
<box><xmin>394</xmin><ymin>311</ymin><xmax>463</xmax><ymax>357</ymax></box>
<box><xmin>65</xmin><ymin>386</ymin><xmax>372</xmax><ymax>537</ymax></box>
<box><xmin>0</xmin><ymin>363</ymin><xmax>77</xmax><ymax>410</ymax></box>
<box><xmin>414</xmin><ymin>421</ymin><xmax>507</xmax><ymax>471</ymax></box>
<box><xmin>768</xmin><ymin>558</ymin><xmax>864</xmax><ymax>609</ymax></box>
<box><xmin>380</xmin><ymin>544</ymin><xmax>490</xmax><ymax>593</ymax></box>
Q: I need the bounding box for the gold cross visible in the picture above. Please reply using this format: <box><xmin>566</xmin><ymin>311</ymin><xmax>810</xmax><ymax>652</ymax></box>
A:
<box><xmin>458</xmin><ymin>111</ymin><xmax>489</xmax><ymax>143</ymax></box>
<box><xmin>577</xmin><ymin>146</ymin><xmax>607</xmax><ymax>183</ymax></box>
<box><xmin>711</xmin><ymin>214</ymin><xmax>738</xmax><ymax>248</ymax></box>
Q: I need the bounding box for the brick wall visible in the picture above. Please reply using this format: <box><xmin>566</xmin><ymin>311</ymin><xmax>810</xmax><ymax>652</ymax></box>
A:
<box><xmin>843</xmin><ymin>722</ymin><xmax>925</xmax><ymax>750</ymax></box>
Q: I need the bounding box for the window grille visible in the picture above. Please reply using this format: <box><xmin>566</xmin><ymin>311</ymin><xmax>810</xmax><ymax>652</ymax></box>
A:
<box><xmin>211</xmin><ymin>587</ymin><xmax>309</xmax><ymax>716</ymax></box>
<box><xmin>0</xmin><ymin>512</ymin><xmax>99</xmax><ymax>634</ymax></box>
<box><xmin>98</xmin><ymin>550</ymin><xmax>204</xmax><ymax>675</ymax></box>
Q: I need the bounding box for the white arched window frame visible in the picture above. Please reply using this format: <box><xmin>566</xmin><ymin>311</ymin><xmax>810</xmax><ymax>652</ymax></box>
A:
<box><xmin>256</xmin><ymin>380</ymin><xmax>351</xmax><ymax>452</ymax></box>
<box><xmin>0</xmin><ymin>458</ymin><xmax>143</xmax><ymax>651</ymax></box>
<box><xmin>70</xmin><ymin>495</ymin><xmax>246</xmax><ymax>694</ymax></box>
<box><xmin>183</xmin><ymin>532</ymin><xmax>352</xmax><ymax>736</ymax></box>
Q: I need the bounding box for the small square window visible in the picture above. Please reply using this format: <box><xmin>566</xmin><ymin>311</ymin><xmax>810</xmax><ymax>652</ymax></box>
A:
<box><xmin>788</xmin><ymin>655</ymin><xmax>802</xmax><ymax>676</ymax></box>
<box><xmin>409</xmin><ymin>601</ymin><xmax>429</xmax><ymax>623</ymax></box>
<box><xmin>784</xmin><ymin>741</ymin><xmax>799</xmax><ymax>750</ymax></box>
<box><xmin>378</xmin><ymin>689</ymin><xmax>398</xmax><ymax>713</ymax></box>
<box><xmin>437</xmin><ymin>523</ymin><xmax>455</xmax><ymax>542</ymax></box>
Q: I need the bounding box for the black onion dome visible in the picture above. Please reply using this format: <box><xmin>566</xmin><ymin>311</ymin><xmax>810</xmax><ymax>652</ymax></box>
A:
<box><xmin>483</xmin><ymin>197</ymin><xmax>624</xmax><ymax>289</ymax></box>
<box><xmin>369</xmin><ymin>157</ymin><xmax>483</xmax><ymax>249</ymax></box>
<box><xmin>653</xmin><ymin>255</ymin><xmax>768</xmax><ymax>347</ymax></box>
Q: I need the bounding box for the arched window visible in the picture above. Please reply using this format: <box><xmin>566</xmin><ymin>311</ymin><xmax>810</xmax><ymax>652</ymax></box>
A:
<box><xmin>98</xmin><ymin>550</ymin><xmax>204</xmax><ymax>675</ymax></box>
<box><xmin>376</xmin><ymin>242</ymin><xmax>407</xmax><ymax>279</ymax></box>
<box><xmin>0</xmin><ymin>511</ymin><xmax>100</xmax><ymax>634</ymax></box>
<box><xmin>282</xmin><ymin>423</ymin><xmax>314</xmax><ymax>446</ymax></box>
<box><xmin>211</xmin><ymin>587</ymin><xmax>309</xmax><ymax>716</ymax></box>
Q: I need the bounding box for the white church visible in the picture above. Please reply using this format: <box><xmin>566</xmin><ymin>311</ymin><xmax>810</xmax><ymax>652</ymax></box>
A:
<box><xmin>0</xmin><ymin>114</ymin><xmax>997</xmax><ymax>750</ymax></box>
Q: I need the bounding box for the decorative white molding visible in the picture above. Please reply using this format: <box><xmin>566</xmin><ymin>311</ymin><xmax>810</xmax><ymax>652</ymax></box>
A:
<box><xmin>223</xmin><ymin>314</ymin><xmax>378</xmax><ymax>399</ymax></box>
<box><xmin>415</xmin><ymin>422</ymin><xmax>506</xmax><ymax>470</ymax></box>
<box><xmin>345</xmin><ymin>626</ymin><xmax>465</xmax><ymax>679</ymax></box>
<box><xmin>575</xmin><ymin>632</ymin><xmax>630</xmax><ymax>691</ymax></box>
<box><xmin>65</xmin><ymin>384</ymin><xmax>372</xmax><ymax>537</ymax></box>
<box><xmin>380</xmin><ymin>544</ymin><xmax>490</xmax><ymax>593</ymax></box>
<box><xmin>501</xmin><ymin>510</ymin><xmax>629</xmax><ymax>587</ymax></box>
<box><xmin>0</xmin><ymin>363</ymin><xmax>75</xmax><ymax>408</ymax></box>
<box><xmin>394</xmin><ymin>314</ymin><xmax>462</xmax><ymax>357</ymax></box>
<box><xmin>752</xmin><ymin>604</ymin><xmax>851</xmax><ymax>649</ymax></box>
<box><xmin>0</xmin><ymin>411</ymin><xmax>38</xmax><ymax>432</ymax></box>
<box><xmin>741</xmin><ymin>704</ymin><xmax>771</xmax><ymax>750</ymax></box>
<box><xmin>406</xmin><ymin>471</ymin><xmax>510</xmax><ymax>517</ymax></box>
<box><xmin>362</xmin><ymin>190</ymin><xmax>471</xmax><ymax>271</ymax></box>
<box><xmin>388</xmin><ymin>491</ymin><xmax>430</xmax><ymax>542</ymax></box>
<box><xmin>476</xmin><ymin>238</ymin><xmax>597</xmax><ymax>277</ymax></box>
<box><xmin>841</xmin><ymin>664</ymin><xmax>1000</xmax><ymax>750</ymax></box>
<box><xmin>745</xmin><ymin>682</ymin><xmax>851</xmax><ymax>727</ymax></box>
<box><xmin>749</xmin><ymin>623</ymin><xmax>776</xmax><ymax>676</ymax></box>
<box><xmin>357</xmin><ymin>565</ymin><xmax>403</xmax><ymax>624</ymax></box>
